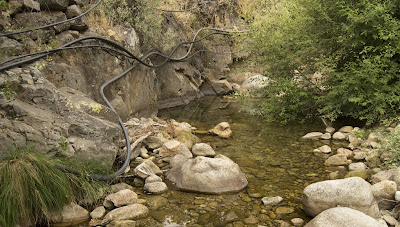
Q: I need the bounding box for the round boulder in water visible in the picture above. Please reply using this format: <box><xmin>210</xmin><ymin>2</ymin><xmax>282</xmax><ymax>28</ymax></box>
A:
<box><xmin>166</xmin><ymin>154</ymin><xmax>248</xmax><ymax>194</ymax></box>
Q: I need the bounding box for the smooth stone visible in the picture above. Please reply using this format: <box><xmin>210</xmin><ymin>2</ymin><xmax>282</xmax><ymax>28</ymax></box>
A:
<box><xmin>291</xmin><ymin>218</ymin><xmax>304</xmax><ymax>227</ymax></box>
<box><xmin>106</xmin><ymin>220</ymin><xmax>136</xmax><ymax>227</ymax></box>
<box><xmin>353</xmin><ymin>151</ymin><xmax>367</xmax><ymax>160</ymax></box>
<box><xmin>337</xmin><ymin>148</ymin><xmax>353</xmax><ymax>158</ymax></box>
<box><xmin>144</xmin><ymin>182</ymin><xmax>168</xmax><ymax>194</ymax></box>
<box><xmin>302</xmin><ymin>132</ymin><xmax>323</xmax><ymax>140</ymax></box>
<box><xmin>326</xmin><ymin>127</ymin><xmax>335</xmax><ymax>134</ymax></box>
<box><xmin>101</xmin><ymin>204</ymin><xmax>149</xmax><ymax>225</ymax></box>
<box><xmin>50</xmin><ymin>202</ymin><xmax>89</xmax><ymax>227</ymax></box>
<box><xmin>103</xmin><ymin>189</ymin><xmax>137</xmax><ymax>209</ymax></box>
<box><xmin>339</xmin><ymin>126</ymin><xmax>354</xmax><ymax>133</ymax></box>
<box><xmin>275</xmin><ymin>207</ymin><xmax>294</xmax><ymax>214</ymax></box>
<box><xmin>304</xmin><ymin>207</ymin><xmax>384</xmax><ymax>227</ymax></box>
<box><xmin>262</xmin><ymin>196</ymin><xmax>283</xmax><ymax>206</ymax></box>
<box><xmin>302</xmin><ymin>177</ymin><xmax>379</xmax><ymax>218</ymax></box>
<box><xmin>395</xmin><ymin>191</ymin><xmax>400</xmax><ymax>201</ymax></box>
<box><xmin>383</xmin><ymin>214</ymin><xmax>398</xmax><ymax>226</ymax></box>
<box><xmin>90</xmin><ymin>206</ymin><xmax>106</xmax><ymax>219</ymax></box>
<box><xmin>191</xmin><ymin>143</ymin><xmax>216</xmax><ymax>156</ymax></box>
<box><xmin>243</xmin><ymin>216</ymin><xmax>259</xmax><ymax>224</ymax></box>
<box><xmin>314</xmin><ymin>145</ymin><xmax>331</xmax><ymax>153</ymax></box>
<box><xmin>324</xmin><ymin>154</ymin><xmax>347</xmax><ymax>166</ymax></box>
<box><xmin>348</xmin><ymin>162</ymin><xmax>367</xmax><ymax>171</ymax></box>
<box><xmin>332</xmin><ymin>132</ymin><xmax>346</xmax><ymax>140</ymax></box>
<box><xmin>320</xmin><ymin>133</ymin><xmax>331</xmax><ymax>140</ymax></box>
<box><xmin>344</xmin><ymin>170</ymin><xmax>370</xmax><ymax>180</ymax></box>
<box><xmin>111</xmin><ymin>183</ymin><xmax>133</xmax><ymax>193</ymax></box>
<box><xmin>209</xmin><ymin>122</ymin><xmax>232</xmax><ymax>138</ymax></box>
<box><xmin>145</xmin><ymin>175</ymin><xmax>162</xmax><ymax>184</ymax></box>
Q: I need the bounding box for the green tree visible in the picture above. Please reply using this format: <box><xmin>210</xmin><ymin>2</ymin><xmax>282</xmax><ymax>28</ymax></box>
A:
<box><xmin>240</xmin><ymin>0</ymin><xmax>400</xmax><ymax>124</ymax></box>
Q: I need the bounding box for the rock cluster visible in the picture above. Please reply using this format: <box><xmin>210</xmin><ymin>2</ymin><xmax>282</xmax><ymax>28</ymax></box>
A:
<box><xmin>302</xmin><ymin>124</ymin><xmax>400</xmax><ymax>226</ymax></box>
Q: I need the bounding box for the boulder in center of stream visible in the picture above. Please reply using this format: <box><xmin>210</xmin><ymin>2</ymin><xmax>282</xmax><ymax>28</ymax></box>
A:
<box><xmin>166</xmin><ymin>154</ymin><xmax>248</xmax><ymax>194</ymax></box>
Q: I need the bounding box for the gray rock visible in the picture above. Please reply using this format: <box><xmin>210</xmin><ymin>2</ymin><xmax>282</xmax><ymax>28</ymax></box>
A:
<box><xmin>37</xmin><ymin>0</ymin><xmax>69</xmax><ymax>10</ymax></box>
<box><xmin>324</xmin><ymin>154</ymin><xmax>347</xmax><ymax>166</ymax></box>
<box><xmin>143</xmin><ymin>133</ymin><xmax>168</xmax><ymax>149</ymax></box>
<box><xmin>106</xmin><ymin>220</ymin><xmax>136</xmax><ymax>227</ymax></box>
<box><xmin>332</xmin><ymin>132</ymin><xmax>346</xmax><ymax>140</ymax></box>
<box><xmin>101</xmin><ymin>204</ymin><xmax>149</xmax><ymax>225</ymax></box>
<box><xmin>371</xmin><ymin>170</ymin><xmax>394</xmax><ymax>184</ymax></box>
<box><xmin>240</xmin><ymin>75</ymin><xmax>269</xmax><ymax>90</ymax></box>
<box><xmin>159</xmin><ymin>140</ymin><xmax>192</xmax><ymax>161</ymax></box>
<box><xmin>22</xmin><ymin>0</ymin><xmax>41</xmax><ymax>11</ymax></box>
<box><xmin>0</xmin><ymin>37</ymin><xmax>24</xmax><ymax>56</ymax></box>
<box><xmin>354</xmin><ymin>151</ymin><xmax>367</xmax><ymax>160</ymax></box>
<box><xmin>261</xmin><ymin>196</ymin><xmax>283</xmax><ymax>206</ymax></box>
<box><xmin>348</xmin><ymin>162</ymin><xmax>367</xmax><ymax>171</ymax></box>
<box><xmin>304</xmin><ymin>207</ymin><xmax>384</xmax><ymax>227</ymax></box>
<box><xmin>320</xmin><ymin>133</ymin><xmax>331</xmax><ymax>140</ymax></box>
<box><xmin>314</xmin><ymin>145</ymin><xmax>332</xmax><ymax>154</ymax></box>
<box><xmin>66</xmin><ymin>5</ymin><xmax>81</xmax><ymax>18</ymax></box>
<box><xmin>209</xmin><ymin>122</ymin><xmax>232</xmax><ymax>138</ymax></box>
<box><xmin>50</xmin><ymin>202</ymin><xmax>89</xmax><ymax>226</ymax></box>
<box><xmin>144</xmin><ymin>182</ymin><xmax>168</xmax><ymax>194</ymax></box>
<box><xmin>339</xmin><ymin>126</ymin><xmax>353</xmax><ymax>133</ymax></box>
<box><xmin>291</xmin><ymin>218</ymin><xmax>304</xmax><ymax>227</ymax></box>
<box><xmin>90</xmin><ymin>206</ymin><xmax>106</xmax><ymax>219</ymax></box>
<box><xmin>192</xmin><ymin>143</ymin><xmax>216</xmax><ymax>156</ymax></box>
<box><xmin>302</xmin><ymin>177</ymin><xmax>379</xmax><ymax>218</ymax></box>
<box><xmin>371</xmin><ymin>180</ymin><xmax>397</xmax><ymax>200</ymax></box>
<box><xmin>103</xmin><ymin>189</ymin><xmax>138</xmax><ymax>209</ymax></box>
<box><xmin>326</xmin><ymin>127</ymin><xmax>335</xmax><ymax>134</ymax></box>
<box><xmin>301</xmin><ymin>132</ymin><xmax>323</xmax><ymax>140</ymax></box>
<box><xmin>368</xmin><ymin>132</ymin><xmax>381</xmax><ymax>143</ymax></box>
<box><xmin>134</xmin><ymin>159</ymin><xmax>162</xmax><ymax>179</ymax></box>
<box><xmin>395</xmin><ymin>191</ymin><xmax>400</xmax><ymax>201</ymax></box>
<box><xmin>337</xmin><ymin>148</ymin><xmax>353</xmax><ymax>158</ymax></box>
<box><xmin>166</xmin><ymin>154</ymin><xmax>248</xmax><ymax>194</ymax></box>
<box><xmin>145</xmin><ymin>175</ymin><xmax>162</xmax><ymax>184</ymax></box>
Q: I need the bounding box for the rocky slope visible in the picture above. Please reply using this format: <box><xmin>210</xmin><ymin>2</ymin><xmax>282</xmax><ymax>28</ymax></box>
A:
<box><xmin>0</xmin><ymin>0</ymin><xmax>247</xmax><ymax>160</ymax></box>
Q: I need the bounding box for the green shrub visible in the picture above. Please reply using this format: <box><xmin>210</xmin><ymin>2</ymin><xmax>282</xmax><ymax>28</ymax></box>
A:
<box><xmin>381</xmin><ymin>129</ymin><xmax>400</xmax><ymax>168</ymax></box>
<box><xmin>0</xmin><ymin>147</ymin><xmax>74</xmax><ymax>226</ymax></box>
<box><xmin>239</xmin><ymin>0</ymin><xmax>400</xmax><ymax>124</ymax></box>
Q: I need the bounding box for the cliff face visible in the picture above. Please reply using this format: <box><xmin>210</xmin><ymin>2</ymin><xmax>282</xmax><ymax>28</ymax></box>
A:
<box><xmin>0</xmin><ymin>0</ymin><xmax>246</xmax><ymax>162</ymax></box>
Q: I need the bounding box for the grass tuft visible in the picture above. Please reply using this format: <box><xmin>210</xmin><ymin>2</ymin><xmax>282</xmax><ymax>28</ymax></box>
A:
<box><xmin>0</xmin><ymin>147</ymin><xmax>74</xmax><ymax>227</ymax></box>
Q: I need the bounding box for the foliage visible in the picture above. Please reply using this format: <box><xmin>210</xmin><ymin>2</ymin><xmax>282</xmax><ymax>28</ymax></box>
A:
<box><xmin>0</xmin><ymin>147</ymin><xmax>74</xmax><ymax>227</ymax></box>
<box><xmin>381</xmin><ymin>129</ymin><xmax>400</xmax><ymax>168</ymax></box>
<box><xmin>240</xmin><ymin>78</ymin><xmax>317</xmax><ymax>124</ymax></box>
<box><xmin>239</xmin><ymin>0</ymin><xmax>400</xmax><ymax>124</ymax></box>
<box><xmin>0</xmin><ymin>78</ymin><xmax>16</xmax><ymax>100</ymax></box>
<box><xmin>101</xmin><ymin>0</ymin><xmax>177</xmax><ymax>50</ymax></box>
<box><xmin>0</xmin><ymin>146</ymin><xmax>112</xmax><ymax>226</ymax></box>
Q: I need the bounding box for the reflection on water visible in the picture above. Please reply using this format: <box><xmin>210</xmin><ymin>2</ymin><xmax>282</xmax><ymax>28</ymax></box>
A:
<box><xmin>152</xmin><ymin>96</ymin><xmax>333</xmax><ymax>225</ymax></box>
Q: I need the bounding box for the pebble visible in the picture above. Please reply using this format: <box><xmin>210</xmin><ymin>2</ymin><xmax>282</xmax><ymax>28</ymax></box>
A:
<box><xmin>275</xmin><ymin>206</ymin><xmax>295</xmax><ymax>214</ymax></box>
<box><xmin>262</xmin><ymin>196</ymin><xmax>283</xmax><ymax>206</ymax></box>
<box><xmin>243</xmin><ymin>216</ymin><xmax>259</xmax><ymax>224</ymax></box>
<box><xmin>291</xmin><ymin>218</ymin><xmax>304</xmax><ymax>227</ymax></box>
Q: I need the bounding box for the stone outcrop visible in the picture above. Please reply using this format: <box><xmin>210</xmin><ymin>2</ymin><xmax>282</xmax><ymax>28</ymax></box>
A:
<box><xmin>0</xmin><ymin>67</ymin><xmax>120</xmax><ymax>166</ymax></box>
<box><xmin>302</xmin><ymin>177</ymin><xmax>379</xmax><ymax>218</ymax></box>
<box><xmin>166</xmin><ymin>154</ymin><xmax>248</xmax><ymax>194</ymax></box>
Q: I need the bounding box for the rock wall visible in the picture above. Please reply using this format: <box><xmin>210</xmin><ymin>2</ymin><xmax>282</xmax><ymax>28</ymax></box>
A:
<box><xmin>0</xmin><ymin>0</ymin><xmax>246</xmax><ymax>159</ymax></box>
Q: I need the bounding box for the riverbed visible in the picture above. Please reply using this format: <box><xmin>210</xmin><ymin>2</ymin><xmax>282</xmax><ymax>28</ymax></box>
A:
<box><xmin>136</xmin><ymin>96</ymin><xmax>337</xmax><ymax>226</ymax></box>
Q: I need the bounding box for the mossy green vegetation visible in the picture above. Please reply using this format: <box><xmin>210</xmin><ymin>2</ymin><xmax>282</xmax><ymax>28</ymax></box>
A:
<box><xmin>381</xmin><ymin>129</ymin><xmax>400</xmax><ymax>168</ymax></box>
<box><xmin>238</xmin><ymin>0</ymin><xmax>400</xmax><ymax>125</ymax></box>
<box><xmin>0</xmin><ymin>147</ymin><xmax>111</xmax><ymax>226</ymax></box>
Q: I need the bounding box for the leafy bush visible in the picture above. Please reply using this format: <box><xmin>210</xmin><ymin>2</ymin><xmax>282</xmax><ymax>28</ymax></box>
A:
<box><xmin>0</xmin><ymin>147</ymin><xmax>73</xmax><ymax>227</ymax></box>
<box><xmin>239</xmin><ymin>0</ymin><xmax>400</xmax><ymax>124</ymax></box>
<box><xmin>381</xmin><ymin>129</ymin><xmax>400</xmax><ymax>168</ymax></box>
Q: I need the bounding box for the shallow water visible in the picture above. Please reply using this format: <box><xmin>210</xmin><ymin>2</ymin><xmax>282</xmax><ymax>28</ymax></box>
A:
<box><xmin>139</xmin><ymin>96</ymin><xmax>338</xmax><ymax>226</ymax></box>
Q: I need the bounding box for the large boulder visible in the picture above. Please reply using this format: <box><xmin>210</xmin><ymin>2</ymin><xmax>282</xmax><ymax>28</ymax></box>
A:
<box><xmin>302</xmin><ymin>177</ymin><xmax>379</xmax><ymax>218</ymax></box>
<box><xmin>166</xmin><ymin>154</ymin><xmax>248</xmax><ymax>194</ymax></box>
<box><xmin>304</xmin><ymin>207</ymin><xmax>384</xmax><ymax>227</ymax></box>
<box><xmin>50</xmin><ymin>202</ymin><xmax>89</xmax><ymax>227</ymax></box>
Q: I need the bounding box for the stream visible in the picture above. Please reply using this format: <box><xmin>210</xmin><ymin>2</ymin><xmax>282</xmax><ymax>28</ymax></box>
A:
<box><xmin>135</xmin><ymin>96</ymin><xmax>339</xmax><ymax>226</ymax></box>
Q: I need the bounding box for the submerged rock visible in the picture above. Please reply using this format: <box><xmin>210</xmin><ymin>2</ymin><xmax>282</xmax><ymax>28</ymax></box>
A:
<box><xmin>302</xmin><ymin>177</ymin><xmax>379</xmax><ymax>218</ymax></box>
<box><xmin>166</xmin><ymin>154</ymin><xmax>248</xmax><ymax>194</ymax></box>
<box><xmin>101</xmin><ymin>204</ymin><xmax>149</xmax><ymax>225</ymax></box>
<box><xmin>209</xmin><ymin>122</ymin><xmax>232</xmax><ymax>139</ymax></box>
<box><xmin>301</xmin><ymin>132</ymin><xmax>323</xmax><ymax>140</ymax></box>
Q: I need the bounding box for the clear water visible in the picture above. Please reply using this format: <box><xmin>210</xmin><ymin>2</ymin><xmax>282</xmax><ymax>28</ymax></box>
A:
<box><xmin>136</xmin><ymin>96</ymin><xmax>337</xmax><ymax>226</ymax></box>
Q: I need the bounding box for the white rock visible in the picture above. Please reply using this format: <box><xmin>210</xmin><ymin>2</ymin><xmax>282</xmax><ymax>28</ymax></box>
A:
<box><xmin>261</xmin><ymin>196</ymin><xmax>283</xmax><ymax>206</ymax></box>
<box><xmin>302</xmin><ymin>132</ymin><xmax>323</xmax><ymax>140</ymax></box>
<box><xmin>191</xmin><ymin>143</ymin><xmax>216</xmax><ymax>156</ymax></box>
<box><xmin>101</xmin><ymin>204</ymin><xmax>149</xmax><ymax>225</ymax></box>
<box><xmin>291</xmin><ymin>218</ymin><xmax>304</xmax><ymax>227</ymax></box>
<box><xmin>371</xmin><ymin>180</ymin><xmax>397</xmax><ymax>200</ymax></box>
<box><xmin>304</xmin><ymin>207</ymin><xmax>384</xmax><ymax>227</ymax></box>
<box><xmin>302</xmin><ymin>177</ymin><xmax>379</xmax><ymax>218</ymax></box>
<box><xmin>314</xmin><ymin>145</ymin><xmax>331</xmax><ymax>154</ymax></box>
<box><xmin>395</xmin><ymin>191</ymin><xmax>400</xmax><ymax>201</ymax></box>
<box><xmin>339</xmin><ymin>126</ymin><xmax>354</xmax><ymax>133</ymax></box>
<box><xmin>145</xmin><ymin>175</ymin><xmax>162</xmax><ymax>184</ymax></box>
<box><xmin>332</xmin><ymin>132</ymin><xmax>346</xmax><ymax>140</ymax></box>
<box><xmin>324</xmin><ymin>154</ymin><xmax>347</xmax><ymax>166</ymax></box>
<box><xmin>320</xmin><ymin>133</ymin><xmax>331</xmax><ymax>140</ymax></box>
<box><xmin>103</xmin><ymin>189</ymin><xmax>138</xmax><ymax>209</ymax></box>
<box><xmin>326</xmin><ymin>127</ymin><xmax>335</xmax><ymax>134</ymax></box>
<box><xmin>144</xmin><ymin>182</ymin><xmax>168</xmax><ymax>194</ymax></box>
<box><xmin>90</xmin><ymin>206</ymin><xmax>106</xmax><ymax>219</ymax></box>
<box><xmin>348</xmin><ymin>162</ymin><xmax>367</xmax><ymax>171</ymax></box>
